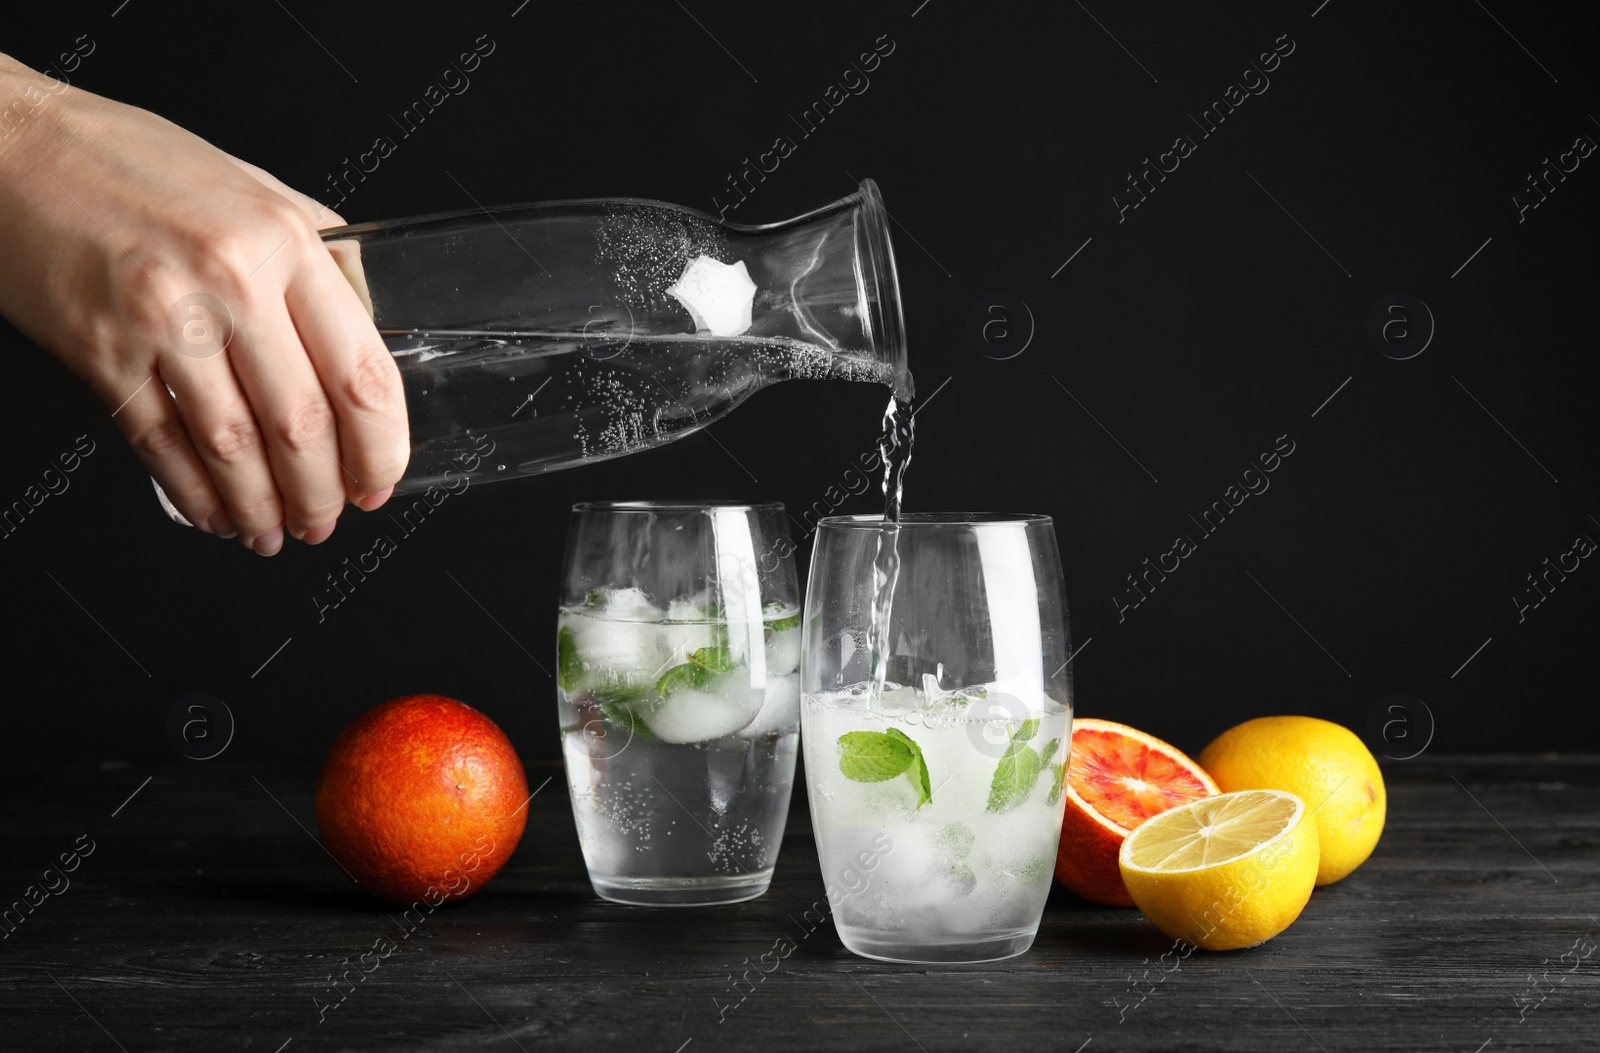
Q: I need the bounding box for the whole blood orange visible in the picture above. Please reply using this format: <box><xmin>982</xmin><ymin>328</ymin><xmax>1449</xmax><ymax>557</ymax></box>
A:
<box><xmin>315</xmin><ymin>695</ymin><xmax>528</xmax><ymax>906</ymax></box>
<box><xmin>1054</xmin><ymin>718</ymin><xmax>1219</xmax><ymax>906</ymax></box>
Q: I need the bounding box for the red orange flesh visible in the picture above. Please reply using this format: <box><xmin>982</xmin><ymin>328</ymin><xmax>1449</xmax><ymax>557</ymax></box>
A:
<box><xmin>1054</xmin><ymin>718</ymin><xmax>1219</xmax><ymax>906</ymax></box>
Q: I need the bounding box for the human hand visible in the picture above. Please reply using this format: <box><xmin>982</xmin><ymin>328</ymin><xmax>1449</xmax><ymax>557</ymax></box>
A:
<box><xmin>0</xmin><ymin>54</ymin><xmax>408</xmax><ymax>554</ymax></box>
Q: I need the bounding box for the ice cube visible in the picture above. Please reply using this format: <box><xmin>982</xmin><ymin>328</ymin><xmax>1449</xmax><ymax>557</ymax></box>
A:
<box><xmin>846</xmin><ymin>833</ymin><xmax>976</xmax><ymax>910</ymax></box>
<box><xmin>568</xmin><ymin>611</ymin><xmax>664</xmax><ymax>680</ymax></box>
<box><xmin>661</xmin><ymin>600</ymin><xmax>718</xmax><ymax>664</ymax></box>
<box><xmin>643</xmin><ymin>665</ymin><xmax>764</xmax><ymax>744</ymax></box>
<box><xmin>642</xmin><ymin>686</ymin><xmax>758</xmax><ymax>743</ymax></box>
<box><xmin>764</xmin><ymin>626</ymin><xmax>800</xmax><ymax>676</ymax></box>
<box><xmin>710</xmin><ymin>665</ymin><xmax>767</xmax><ymax>716</ymax></box>
<box><xmin>872</xmin><ymin>684</ymin><xmax>920</xmax><ymax>715</ymax></box>
<box><xmin>738</xmin><ymin>672</ymin><xmax>800</xmax><ymax>738</ymax></box>
<box><xmin>599</xmin><ymin>586</ymin><xmax>657</xmax><ymax>616</ymax></box>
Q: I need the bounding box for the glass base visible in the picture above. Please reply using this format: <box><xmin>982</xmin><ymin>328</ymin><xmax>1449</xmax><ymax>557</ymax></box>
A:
<box><xmin>590</xmin><ymin>871</ymin><xmax>773</xmax><ymax>906</ymax></box>
<box><xmin>837</xmin><ymin>926</ymin><xmax>1038</xmax><ymax>964</ymax></box>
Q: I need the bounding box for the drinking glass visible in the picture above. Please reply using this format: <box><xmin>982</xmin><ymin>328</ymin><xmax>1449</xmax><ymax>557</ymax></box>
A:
<box><xmin>557</xmin><ymin>501</ymin><xmax>801</xmax><ymax>905</ymax></box>
<box><xmin>801</xmin><ymin>513</ymin><xmax>1074</xmax><ymax>962</ymax></box>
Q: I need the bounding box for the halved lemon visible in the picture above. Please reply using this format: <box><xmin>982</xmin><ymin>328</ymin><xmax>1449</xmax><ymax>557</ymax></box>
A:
<box><xmin>1118</xmin><ymin>789</ymin><xmax>1318</xmax><ymax>951</ymax></box>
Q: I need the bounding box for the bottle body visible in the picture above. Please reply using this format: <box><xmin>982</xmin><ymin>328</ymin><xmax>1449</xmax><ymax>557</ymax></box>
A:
<box><xmin>386</xmin><ymin>328</ymin><xmax>887</xmax><ymax>494</ymax></box>
<box><xmin>153</xmin><ymin>180</ymin><xmax>908</xmax><ymax>520</ymax></box>
<box><xmin>361</xmin><ymin>182</ymin><xmax>907</xmax><ymax>495</ymax></box>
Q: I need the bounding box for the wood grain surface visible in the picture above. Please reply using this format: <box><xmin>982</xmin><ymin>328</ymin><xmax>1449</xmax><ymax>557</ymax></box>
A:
<box><xmin>0</xmin><ymin>754</ymin><xmax>1595</xmax><ymax>1052</ymax></box>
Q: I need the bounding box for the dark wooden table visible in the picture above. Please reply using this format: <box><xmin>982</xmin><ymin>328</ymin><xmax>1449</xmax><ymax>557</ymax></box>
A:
<box><xmin>1</xmin><ymin>754</ymin><xmax>1595</xmax><ymax>1052</ymax></box>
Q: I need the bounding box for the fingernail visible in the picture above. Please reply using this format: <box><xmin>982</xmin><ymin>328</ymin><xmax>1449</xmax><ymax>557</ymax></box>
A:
<box><xmin>302</xmin><ymin>522</ymin><xmax>336</xmax><ymax>545</ymax></box>
<box><xmin>249</xmin><ymin>526</ymin><xmax>284</xmax><ymax>557</ymax></box>
<box><xmin>355</xmin><ymin>485</ymin><xmax>394</xmax><ymax>512</ymax></box>
<box><xmin>207</xmin><ymin>511</ymin><xmax>237</xmax><ymax>539</ymax></box>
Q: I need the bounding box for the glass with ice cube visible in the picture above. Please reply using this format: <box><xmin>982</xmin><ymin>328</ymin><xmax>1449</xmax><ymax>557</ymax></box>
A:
<box><xmin>557</xmin><ymin>501</ymin><xmax>801</xmax><ymax>905</ymax></box>
<box><xmin>801</xmin><ymin>513</ymin><xmax>1074</xmax><ymax>962</ymax></box>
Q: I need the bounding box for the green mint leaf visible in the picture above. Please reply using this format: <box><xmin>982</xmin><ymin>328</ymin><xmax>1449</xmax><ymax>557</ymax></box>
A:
<box><xmin>948</xmin><ymin>695</ymin><xmax>972</xmax><ymax>707</ymax></box>
<box><xmin>1038</xmin><ymin>737</ymin><xmax>1064</xmax><ymax>805</ymax></box>
<box><xmin>987</xmin><ymin>741</ymin><xmax>1043</xmax><ymax>813</ymax></box>
<box><xmin>838</xmin><ymin>729</ymin><xmax>934</xmax><ymax>808</ymax></box>
<box><xmin>944</xmin><ymin>860</ymin><xmax>977</xmax><ymax>892</ymax></box>
<box><xmin>592</xmin><ymin>679</ymin><xmax>651</xmax><ymax>706</ymax></box>
<box><xmin>935</xmin><ymin>822</ymin><xmax>975</xmax><ymax>860</ymax></box>
<box><xmin>584</xmin><ymin>589</ymin><xmax>608</xmax><ymax>607</ymax></box>
<box><xmin>908</xmin><ymin>747</ymin><xmax>933</xmax><ymax>810</ymax></box>
<box><xmin>688</xmin><ymin>645</ymin><xmax>736</xmax><ymax>673</ymax></box>
<box><xmin>1047</xmin><ymin>761</ymin><xmax>1067</xmax><ymax>806</ymax></box>
<box><xmin>557</xmin><ymin>625</ymin><xmax>583</xmax><ymax>691</ymax></box>
<box><xmin>655</xmin><ymin>661</ymin><xmax>717</xmax><ymax>697</ymax></box>
<box><xmin>886</xmin><ymin>728</ymin><xmax>934</xmax><ymax>809</ymax></box>
<box><xmin>1015</xmin><ymin>718</ymin><xmax>1039</xmax><ymax>742</ymax></box>
<box><xmin>1011</xmin><ymin>855</ymin><xmax>1049</xmax><ymax>884</ymax></box>
<box><xmin>883</xmin><ymin>727</ymin><xmax>917</xmax><ymax>749</ymax></box>
<box><xmin>655</xmin><ymin>644</ymin><xmax>738</xmax><ymax>696</ymax></box>
<box><xmin>837</xmin><ymin>731</ymin><xmax>914</xmax><ymax>782</ymax></box>
<box><xmin>767</xmin><ymin>613</ymin><xmax>800</xmax><ymax>634</ymax></box>
<box><xmin>597</xmin><ymin>700</ymin><xmax>655</xmax><ymax>738</ymax></box>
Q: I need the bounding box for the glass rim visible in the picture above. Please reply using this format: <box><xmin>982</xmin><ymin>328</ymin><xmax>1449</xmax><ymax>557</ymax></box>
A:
<box><xmin>571</xmin><ymin>499</ymin><xmax>786</xmax><ymax>514</ymax></box>
<box><xmin>817</xmin><ymin>512</ymin><xmax>1052</xmax><ymax>528</ymax></box>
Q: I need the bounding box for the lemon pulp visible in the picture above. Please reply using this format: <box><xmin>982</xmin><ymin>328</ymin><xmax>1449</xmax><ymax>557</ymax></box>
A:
<box><xmin>1122</xmin><ymin>789</ymin><xmax>1301</xmax><ymax>872</ymax></box>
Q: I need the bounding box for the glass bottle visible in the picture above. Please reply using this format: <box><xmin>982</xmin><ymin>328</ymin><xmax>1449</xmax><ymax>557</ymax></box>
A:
<box><xmin>154</xmin><ymin>179</ymin><xmax>909</xmax><ymax>522</ymax></box>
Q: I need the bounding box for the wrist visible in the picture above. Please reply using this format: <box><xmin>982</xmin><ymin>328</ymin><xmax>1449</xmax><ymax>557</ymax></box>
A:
<box><xmin>0</xmin><ymin>53</ymin><xmax>78</xmax><ymax>171</ymax></box>
<box><xmin>0</xmin><ymin>53</ymin><xmax>88</xmax><ymax>354</ymax></box>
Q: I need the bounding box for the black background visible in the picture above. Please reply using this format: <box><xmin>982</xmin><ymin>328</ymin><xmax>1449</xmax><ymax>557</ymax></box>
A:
<box><xmin>3</xmin><ymin>1</ymin><xmax>1596</xmax><ymax>766</ymax></box>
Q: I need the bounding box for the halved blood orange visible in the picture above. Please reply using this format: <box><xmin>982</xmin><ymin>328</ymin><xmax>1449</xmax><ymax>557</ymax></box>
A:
<box><xmin>1054</xmin><ymin>718</ymin><xmax>1219</xmax><ymax>906</ymax></box>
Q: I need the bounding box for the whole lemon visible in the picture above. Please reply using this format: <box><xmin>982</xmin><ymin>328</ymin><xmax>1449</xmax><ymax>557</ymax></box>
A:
<box><xmin>1199</xmin><ymin>716</ymin><xmax>1384</xmax><ymax>886</ymax></box>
